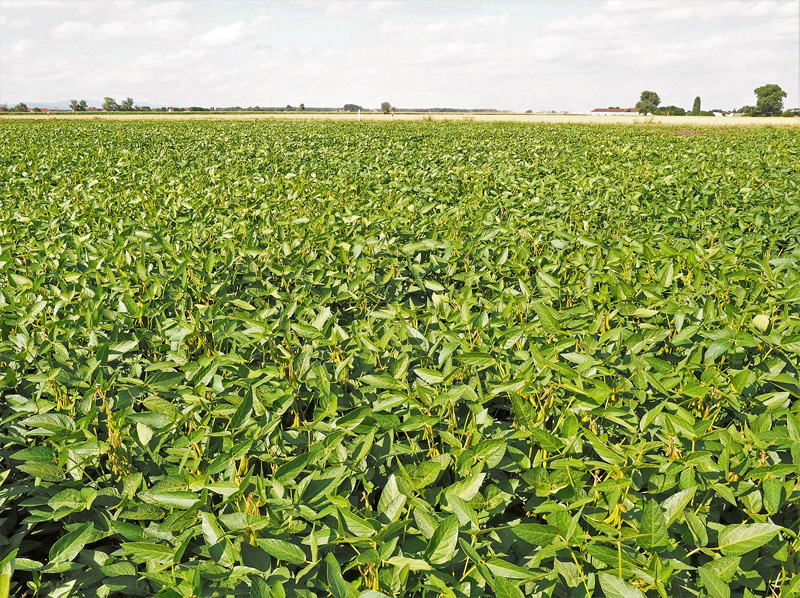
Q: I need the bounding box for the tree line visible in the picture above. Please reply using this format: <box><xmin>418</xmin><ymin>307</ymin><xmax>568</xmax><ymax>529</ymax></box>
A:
<box><xmin>635</xmin><ymin>84</ymin><xmax>792</xmax><ymax>117</ymax></box>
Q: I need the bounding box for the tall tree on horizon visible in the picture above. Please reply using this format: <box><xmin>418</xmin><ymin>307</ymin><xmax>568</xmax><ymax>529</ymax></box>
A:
<box><xmin>754</xmin><ymin>84</ymin><xmax>786</xmax><ymax>116</ymax></box>
<box><xmin>636</xmin><ymin>91</ymin><xmax>660</xmax><ymax>115</ymax></box>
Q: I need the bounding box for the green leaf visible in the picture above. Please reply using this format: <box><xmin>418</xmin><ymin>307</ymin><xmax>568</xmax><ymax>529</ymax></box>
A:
<box><xmin>685</xmin><ymin>509</ymin><xmax>708</xmax><ymax>547</ymax></box>
<box><xmin>251</xmin><ymin>577</ymin><xmax>270</xmax><ymax>598</ymax></box>
<box><xmin>699</xmin><ymin>565</ymin><xmax>731</xmax><ymax>598</ymax></box>
<box><xmin>274</xmin><ymin>444</ymin><xmax>323</xmax><ymax>484</ymax></box>
<box><xmin>701</xmin><ymin>556</ymin><xmax>741</xmax><ymax>583</ymax></box>
<box><xmin>140</xmin><ymin>490</ymin><xmax>200</xmax><ymax>509</ymax></box>
<box><xmin>107</xmin><ymin>339</ymin><xmax>139</xmax><ymax>361</ymax></box>
<box><xmin>386</xmin><ymin>556</ymin><xmax>431</xmax><ymax>573</ymax></box>
<box><xmin>325</xmin><ymin>553</ymin><xmax>348</xmax><ymax>598</ymax></box>
<box><xmin>229</xmin><ymin>388</ymin><xmax>253</xmax><ymax>430</ymax></box>
<box><xmin>231</xmin><ymin>298</ymin><xmax>257</xmax><ymax>311</ymax></box>
<box><xmin>256</xmin><ymin>538</ymin><xmax>306</xmax><ymax>565</ymax></box>
<box><xmin>0</xmin><ymin>549</ymin><xmax>17</xmax><ymax>598</ymax></box>
<box><xmin>533</xmin><ymin>303</ymin><xmax>561</xmax><ymax>335</ymax></box>
<box><xmin>120</xmin><ymin>542</ymin><xmax>176</xmax><ymax>564</ymax></box>
<box><xmin>377</xmin><ymin>474</ymin><xmax>406</xmax><ymax>522</ymax></box>
<box><xmin>404</xmin><ymin>460</ymin><xmax>442</xmax><ymax>490</ymax></box>
<box><xmin>486</xmin><ymin>558</ymin><xmax>536</xmax><ymax>580</ymax></box>
<box><xmin>360</xmin><ymin>373</ymin><xmax>405</xmax><ymax>390</ymax></box>
<box><xmin>705</xmin><ymin>340</ymin><xmax>733</xmax><ymax>362</ymax></box>
<box><xmin>512</xmin><ymin>523</ymin><xmax>560</xmax><ymax>546</ymax></box>
<box><xmin>530</xmin><ymin>428</ymin><xmax>564</xmax><ymax>452</ymax></box>
<box><xmin>718</xmin><ymin>523</ymin><xmax>781</xmax><ymax>556</ymax></box>
<box><xmin>445</xmin><ymin>473</ymin><xmax>485</xmax><ymax>501</ymax></box>
<box><xmin>598</xmin><ymin>572</ymin><xmax>647</xmax><ymax>598</ymax></box>
<box><xmin>762</xmin><ymin>478</ymin><xmax>783</xmax><ymax>514</ymax></box>
<box><xmin>338</xmin><ymin>507</ymin><xmax>377</xmax><ymax>538</ymax></box>
<box><xmin>424</xmin><ymin>514</ymin><xmax>459</xmax><ymax>565</ymax></box>
<box><xmin>494</xmin><ymin>576</ymin><xmax>525</xmax><ymax>598</ymax></box>
<box><xmin>49</xmin><ymin>523</ymin><xmax>95</xmax><ymax>564</ymax></box>
<box><xmin>20</xmin><ymin>413</ymin><xmax>75</xmax><ymax>433</ymax></box>
<box><xmin>661</xmin><ymin>486</ymin><xmax>695</xmax><ymax>527</ymax></box>
<box><xmin>638</xmin><ymin>500</ymin><xmax>670</xmax><ymax>551</ymax></box>
<box><xmin>47</xmin><ymin>489</ymin><xmax>87</xmax><ymax>512</ymax></box>
<box><xmin>455</xmin><ymin>352</ymin><xmax>496</xmax><ymax>368</ymax></box>
<box><xmin>446</xmin><ymin>492</ymin><xmax>478</xmax><ymax>528</ymax></box>
<box><xmin>414</xmin><ymin>367</ymin><xmax>445</xmax><ymax>384</ymax></box>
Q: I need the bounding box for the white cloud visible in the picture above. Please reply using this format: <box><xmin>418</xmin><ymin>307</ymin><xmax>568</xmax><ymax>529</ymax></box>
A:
<box><xmin>51</xmin><ymin>20</ymin><xmax>94</xmax><ymax>40</ymax></box>
<box><xmin>131</xmin><ymin>48</ymin><xmax>206</xmax><ymax>71</ymax></box>
<box><xmin>12</xmin><ymin>38</ymin><xmax>33</xmax><ymax>54</ymax></box>
<box><xmin>0</xmin><ymin>14</ymin><xmax>31</xmax><ymax>28</ymax></box>
<box><xmin>191</xmin><ymin>22</ymin><xmax>246</xmax><ymax>47</ymax></box>
<box><xmin>380</xmin><ymin>13</ymin><xmax>509</xmax><ymax>37</ymax></box>
<box><xmin>544</xmin><ymin>12</ymin><xmax>630</xmax><ymax>34</ymax></box>
<box><xmin>368</xmin><ymin>0</ymin><xmax>402</xmax><ymax>11</ymax></box>
<box><xmin>51</xmin><ymin>18</ymin><xmax>188</xmax><ymax>41</ymax></box>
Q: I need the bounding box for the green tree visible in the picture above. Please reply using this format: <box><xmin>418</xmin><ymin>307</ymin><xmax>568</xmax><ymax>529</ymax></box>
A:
<box><xmin>70</xmin><ymin>99</ymin><xmax>88</xmax><ymax>112</ymax></box>
<box><xmin>343</xmin><ymin>104</ymin><xmax>362</xmax><ymax>112</ymax></box>
<box><xmin>381</xmin><ymin>101</ymin><xmax>392</xmax><ymax>113</ymax></box>
<box><xmin>12</xmin><ymin>102</ymin><xmax>28</xmax><ymax>112</ymax></box>
<box><xmin>120</xmin><ymin>97</ymin><xmax>134</xmax><ymax>111</ymax></box>
<box><xmin>655</xmin><ymin>105</ymin><xmax>686</xmax><ymax>116</ymax></box>
<box><xmin>691</xmin><ymin>96</ymin><xmax>701</xmax><ymax>116</ymax></box>
<box><xmin>299</xmin><ymin>103</ymin><xmax>305</xmax><ymax>111</ymax></box>
<box><xmin>754</xmin><ymin>84</ymin><xmax>786</xmax><ymax>117</ymax></box>
<box><xmin>636</xmin><ymin>91</ymin><xmax>660</xmax><ymax>115</ymax></box>
<box><xmin>103</xmin><ymin>97</ymin><xmax>119</xmax><ymax>111</ymax></box>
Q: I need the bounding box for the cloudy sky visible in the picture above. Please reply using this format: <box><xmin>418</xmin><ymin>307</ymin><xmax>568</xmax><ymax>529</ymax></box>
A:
<box><xmin>1</xmin><ymin>0</ymin><xmax>797</xmax><ymax>112</ymax></box>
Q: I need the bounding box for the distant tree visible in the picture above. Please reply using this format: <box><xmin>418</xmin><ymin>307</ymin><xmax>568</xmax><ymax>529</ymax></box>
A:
<box><xmin>103</xmin><ymin>97</ymin><xmax>119</xmax><ymax>111</ymax></box>
<box><xmin>119</xmin><ymin>97</ymin><xmax>134</xmax><ymax>111</ymax></box>
<box><xmin>285</xmin><ymin>104</ymin><xmax>294</xmax><ymax>111</ymax></box>
<box><xmin>70</xmin><ymin>99</ymin><xmax>80</xmax><ymax>112</ymax></box>
<box><xmin>0</xmin><ymin>104</ymin><xmax>8</xmax><ymax>112</ymax></box>
<box><xmin>343</xmin><ymin>104</ymin><xmax>362</xmax><ymax>112</ymax></box>
<box><xmin>754</xmin><ymin>84</ymin><xmax>787</xmax><ymax>117</ymax></box>
<box><xmin>691</xmin><ymin>96</ymin><xmax>701</xmax><ymax>116</ymax></box>
<box><xmin>654</xmin><ymin>105</ymin><xmax>686</xmax><ymax>116</ymax></box>
<box><xmin>381</xmin><ymin>101</ymin><xmax>392</xmax><ymax>114</ymax></box>
<box><xmin>636</xmin><ymin>90</ymin><xmax>660</xmax><ymax>115</ymax></box>
<box><xmin>13</xmin><ymin>102</ymin><xmax>28</xmax><ymax>112</ymax></box>
<box><xmin>70</xmin><ymin>99</ymin><xmax>88</xmax><ymax>112</ymax></box>
<box><xmin>299</xmin><ymin>103</ymin><xmax>305</xmax><ymax>111</ymax></box>
<box><xmin>33</xmin><ymin>107</ymin><xmax>42</xmax><ymax>113</ymax></box>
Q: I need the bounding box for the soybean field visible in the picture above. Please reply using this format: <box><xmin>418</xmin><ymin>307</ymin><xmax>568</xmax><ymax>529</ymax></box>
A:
<box><xmin>1</xmin><ymin>121</ymin><xmax>799</xmax><ymax>598</ymax></box>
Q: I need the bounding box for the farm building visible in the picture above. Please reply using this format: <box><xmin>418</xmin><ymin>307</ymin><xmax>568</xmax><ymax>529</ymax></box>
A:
<box><xmin>591</xmin><ymin>107</ymin><xmax>639</xmax><ymax>115</ymax></box>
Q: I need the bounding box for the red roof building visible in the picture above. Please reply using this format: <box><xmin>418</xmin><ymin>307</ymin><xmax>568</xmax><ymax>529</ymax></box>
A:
<box><xmin>591</xmin><ymin>107</ymin><xmax>639</xmax><ymax>113</ymax></box>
